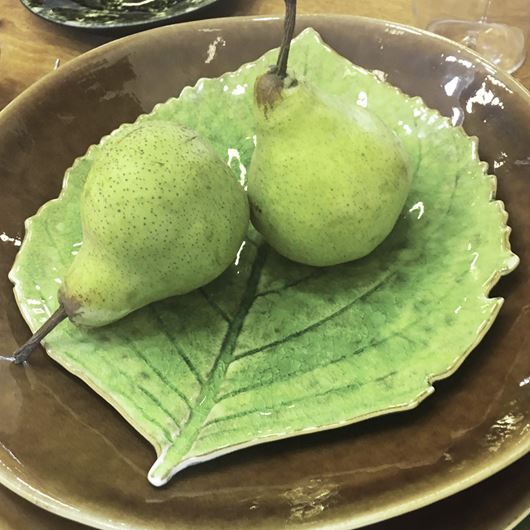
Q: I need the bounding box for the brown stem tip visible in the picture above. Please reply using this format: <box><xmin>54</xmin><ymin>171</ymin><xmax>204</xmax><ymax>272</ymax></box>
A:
<box><xmin>255</xmin><ymin>0</ymin><xmax>298</xmax><ymax>111</ymax></box>
<box><xmin>13</xmin><ymin>305</ymin><xmax>67</xmax><ymax>365</ymax></box>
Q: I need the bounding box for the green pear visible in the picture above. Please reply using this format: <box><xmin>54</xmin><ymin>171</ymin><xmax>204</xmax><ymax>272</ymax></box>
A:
<box><xmin>248</xmin><ymin>78</ymin><xmax>411</xmax><ymax>267</ymax></box>
<box><xmin>14</xmin><ymin>121</ymin><xmax>248</xmax><ymax>362</ymax></box>
<box><xmin>61</xmin><ymin>121</ymin><xmax>249</xmax><ymax>327</ymax></box>
<box><xmin>246</xmin><ymin>0</ymin><xmax>411</xmax><ymax>267</ymax></box>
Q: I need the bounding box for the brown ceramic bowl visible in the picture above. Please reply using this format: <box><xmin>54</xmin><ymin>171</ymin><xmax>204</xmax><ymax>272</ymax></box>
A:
<box><xmin>0</xmin><ymin>454</ymin><xmax>528</xmax><ymax>529</ymax></box>
<box><xmin>0</xmin><ymin>15</ymin><xmax>528</xmax><ymax>530</ymax></box>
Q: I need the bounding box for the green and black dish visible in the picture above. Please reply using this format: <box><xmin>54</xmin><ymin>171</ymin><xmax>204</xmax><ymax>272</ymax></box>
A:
<box><xmin>20</xmin><ymin>0</ymin><xmax>225</xmax><ymax>33</ymax></box>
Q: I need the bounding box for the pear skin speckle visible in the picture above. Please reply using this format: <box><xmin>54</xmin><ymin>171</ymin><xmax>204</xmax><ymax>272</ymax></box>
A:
<box><xmin>248</xmin><ymin>82</ymin><xmax>411</xmax><ymax>267</ymax></box>
<box><xmin>61</xmin><ymin>121</ymin><xmax>249</xmax><ymax>326</ymax></box>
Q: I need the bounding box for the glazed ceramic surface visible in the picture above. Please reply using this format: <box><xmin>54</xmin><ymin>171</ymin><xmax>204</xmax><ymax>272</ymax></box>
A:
<box><xmin>0</xmin><ymin>15</ymin><xmax>528</xmax><ymax>530</ymax></box>
<box><xmin>9</xmin><ymin>28</ymin><xmax>519</xmax><ymax>487</ymax></box>
<box><xmin>0</xmin><ymin>454</ymin><xmax>529</xmax><ymax>530</ymax></box>
<box><xmin>19</xmin><ymin>0</ymin><xmax>225</xmax><ymax>32</ymax></box>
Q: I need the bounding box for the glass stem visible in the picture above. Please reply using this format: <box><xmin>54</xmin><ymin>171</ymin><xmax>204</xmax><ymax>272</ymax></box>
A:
<box><xmin>480</xmin><ymin>0</ymin><xmax>492</xmax><ymax>23</ymax></box>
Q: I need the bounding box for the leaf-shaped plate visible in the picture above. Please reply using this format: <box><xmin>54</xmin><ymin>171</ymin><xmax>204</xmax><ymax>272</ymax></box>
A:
<box><xmin>9</xmin><ymin>28</ymin><xmax>518</xmax><ymax>487</ymax></box>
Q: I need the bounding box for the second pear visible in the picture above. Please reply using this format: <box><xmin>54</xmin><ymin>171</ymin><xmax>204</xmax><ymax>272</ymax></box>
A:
<box><xmin>248</xmin><ymin>80</ymin><xmax>411</xmax><ymax>267</ymax></box>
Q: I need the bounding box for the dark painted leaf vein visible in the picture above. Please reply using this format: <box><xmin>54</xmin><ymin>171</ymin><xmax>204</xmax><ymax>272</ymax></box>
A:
<box><xmin>149</xmin><ymin>305</ymin><xmax>204</xmax><ymax>385</ymax></box>
<box><xmin>119</xmin><ymin>333</ymin><xmax>193</xmax><ymax>410</ymax></box>
<box><xmin>167</xmin><ymin>244</ymin><xmax>269</xmax><ymax>459</ymax></box>
<box><xmin>256</xmin><ymin>269</ymin><xmax>323</xmax><ymax>298</ymax></box>
<box><xmin>199</xmin><ymin>287</ymin><xmax>231</xmax><ymax>323</ymax></box>
<box><xmin>202</xmin><ymin>370</ymin><xmax>399</xmax><ymax>432</ymax></box>
<box><xmin>60</xmin><ymin>330</ymin><xmax>174</xmax><ymax>444</ymax></box>
<box><xmin>234</xmin><ymin>270</ymin><xmax>394</xmax><ymax>360</ymax></box>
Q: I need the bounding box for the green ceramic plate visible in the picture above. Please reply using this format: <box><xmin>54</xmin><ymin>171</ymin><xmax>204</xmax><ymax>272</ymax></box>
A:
<box><xmin>9</xmin><ymin>28</ymin><xmax>518</xmax><ymax>487</ymax></box>
<box><xmin>19</xmin><ymin>0</ymin><xmax>225</xmax><ymax>33</ymax></box>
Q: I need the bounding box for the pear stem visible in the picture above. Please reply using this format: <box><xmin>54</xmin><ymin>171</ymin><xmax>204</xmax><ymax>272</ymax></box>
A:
<box><xmin>13</xmin><ymin>305</ymin><xmax>67</xmax><ymax>365</ymax></box>
<box><xmin>275</xmin><ymin>0</ymin><xmax>297</xmax><ymax>79</ymax></box>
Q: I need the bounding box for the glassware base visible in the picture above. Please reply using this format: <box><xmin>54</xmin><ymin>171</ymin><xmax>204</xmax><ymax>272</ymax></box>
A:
<box><xmin>427</xmin><ymin>19</ymin><xmax>526</xmax><ymax>73</ymax></box>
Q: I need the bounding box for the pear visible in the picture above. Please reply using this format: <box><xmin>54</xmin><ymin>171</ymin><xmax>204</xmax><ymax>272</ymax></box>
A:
<box><xmin>14</xmin><ymin>121</ymin><xmax>249</xmax><ymax>362</ymax></box>
<box><xmin>247</xmin><ymin>0</ymin><xmax>411</xmax><ymax>267</ymax></box>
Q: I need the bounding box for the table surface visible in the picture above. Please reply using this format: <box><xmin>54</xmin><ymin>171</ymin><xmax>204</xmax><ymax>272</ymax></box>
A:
<box><xmin>0</xmin><ymin>1</ymin><xmax>529</xmax><ymax>529</ymax></box>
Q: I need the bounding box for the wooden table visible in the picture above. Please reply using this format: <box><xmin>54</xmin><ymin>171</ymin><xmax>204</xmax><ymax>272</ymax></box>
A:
<box><xmin>0</xmin><ymin>1</ymin><xmax>529</xmax><ymax>529</ymax></box>
<box><xmin>1</xmin><ymin>0</ymin><xmax>529</xmax><ymax>111</ymax></box>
